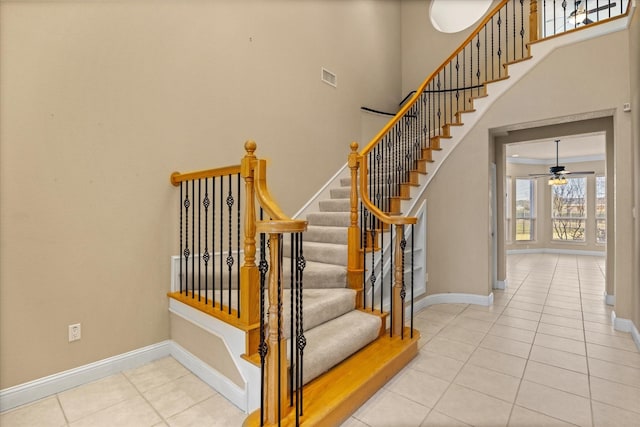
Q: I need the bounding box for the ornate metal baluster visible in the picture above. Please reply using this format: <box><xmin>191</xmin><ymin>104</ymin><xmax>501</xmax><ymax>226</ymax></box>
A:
<box><xmin>491</xmin><ymin>16</ymin><xmax>495</xmax><ymax>80</ymax></box>
<box><xmin>258</xmin><ymin>231</ymin><xmax>268</xmax><ymax>427</ymax></box>
<box><xmin>476</xmin><ymin>33</ymin><xmax>481</xmax><ymax>96</ymax></box>
<box><xmin>219</xmin><ymin>177</ymin><xmax>223</xmax><ymax>309</ymax></box>
<box><xmin>389</xmin><ymin>225</ymin><xmax>394</xmax><ymax>337</ymax></box>
<box><xmin>226</xmin><ymin>174</ymin><xmax>234</xmax><ymax>314</ymax></box>
<box><xmin>212</xmin><ymin>177</ymin><xmax>216</xmax><ymax>307</ymax></box>
<box><xmin>520</xmin><ymin>0</ymin><xmax>525</xmax><ymax>58</ymax></box>
<box><xmin>455</xmin><ymin>54</ymin><xmax>460</xmax><ymax>117</ymax></box>
<box><xmin>180</xmin><ymin>183</ymin><xmax>184</xmax><ymax>294</ymax></box>
<box><xmin>203</xmin><ymin>180</ymin><xmax>210</xmax><ymax>304</ymax></box>
<box><xmin>237</xmin><ymin>172</ymin><xmax>241</xmax><ymax>317</ymax></box>
<box><xmin>191</xmin><ymin>180</ymin><xmax>195</xmax><ymax>296</ymax></box>
<box><xmin>410</xmin><ymin>223</ymin><xmax>414</xmax><ymax>339</ymax></box>
<box><xmin>295</xmin><ymin>232</ymin><xmax>306</xmax><ymax>421</ymax></box>
<box><xmin>498</xmin><ymin>11</ymin><xmax>502</xmax><ymax>77</ymax></box>
<box><xmin>505</xmin><ymin>1</ymin><xmax>509</xmax><ymax>62</ymax></box>
<box><xmin>400</xmin><ymin>231</ymin><xmax>406</xmax><ymax>340</ymax></box>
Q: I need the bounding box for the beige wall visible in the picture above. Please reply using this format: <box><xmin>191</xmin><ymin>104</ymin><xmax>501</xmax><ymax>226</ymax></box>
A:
<box><xmin>0</xmin><ymin>0</ymin><xmax>401</xmax><ymax>388</ymax></box>
<box><xmin>419</xmin><ymin>30</ymin><xmax>633</xmax><ymax>306</ymax></box>
<box><xmin>400</xmin><ymin>0</ymin><xmax>503</xmax><ymax>95</ymax></box>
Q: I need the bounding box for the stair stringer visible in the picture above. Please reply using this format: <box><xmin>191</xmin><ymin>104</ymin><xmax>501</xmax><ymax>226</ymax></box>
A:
<box><xmin>401</xmin><ymin>14</ymin><xmax>633</xmax><ymax>215</ymax></box>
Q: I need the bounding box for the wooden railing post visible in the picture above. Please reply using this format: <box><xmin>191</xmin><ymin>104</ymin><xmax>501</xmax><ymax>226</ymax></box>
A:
<box><xmin>347</xmin><ymin>142</ymin><xmax>364</xmax><ymax>307</ymax></box>
<box><xmin>392</xmin><ymin>225</ymin><xmax>405</xmax><ymax>337</ymax></box>
<box><xmin>263</xmin><ymin>231</ymin><xmax>290</xmax><ymax>424</ymax></box>
<box><xmin>241</xmin><ymin>140</ymin><xmax>260</xmax><ymax>354</ymax></box>
<box><xmin>529</xmin><ymin>0</ymin><xmax>539</xmax><ymax>42</ymax></box>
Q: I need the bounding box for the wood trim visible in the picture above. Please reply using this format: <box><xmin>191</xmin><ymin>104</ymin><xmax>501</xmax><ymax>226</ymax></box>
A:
<box><xmin>243</xmin><ymin>328</ymin><xmax>420</xmax><ymax>427</ymax></box>
<box><xmin>170</xmin><ymin>165</ymin><xmax>242</xmax><ymax>186</ymax></box>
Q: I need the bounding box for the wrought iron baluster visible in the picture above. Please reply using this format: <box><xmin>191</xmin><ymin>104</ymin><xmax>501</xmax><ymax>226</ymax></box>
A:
<box><xmin>289</xmin><ymin>234</ymin><xmax>294</xmax><ymax>407</ymax></box>
<box><xmin>491</xmin><ymin>16</ymin><xmax>495</xmax><ymax>80</ymax></box>
<box><xmin>191</xmin><ymin>180</ymin><xmax>195</xmax><ymax>296</ymax></box>
<box><xmin>295</xmin><ymin>232</ymin><xmax>306</xmax><ymax>421</ymax></box>
<box><xmin>498</xmin><ymin>10</ymin><xmax>502</xmax><ymax>77</ymax></box>
<box><xmin>562</xmin><ymin>0</ymin><xmax>567</xmax><ymax>32</ymax></box>
<box><xmin>203</xmin><ymin>179</ymin><xmax>210</xmax><ymax>304</ymax></box>
<box><xmin>237</xmin><ymin>173</ymin><xmax>241</xmax><ymax>317</ymax></box>
<box><xmin>400</xmin><ymin>230</ymin><xmax>406</xmax><ymax>340</ymax></box>
<box><xmin>455</xmin><ymin>54</ymin><xmax>460</xmax><ymax>116</ymax></box>
<box><xmin>219</xmin><ymin>177</ymin><xmax>223</xmax><ymax>310</ymax></box>
<box><xmin>258</xmin><ymin>231</ymin><xmax>268</xmax><ymax>427</ymax></box>
<box><xmin>476</xmin><ymin>33</ymin><xmax>481</xmax><ymax>96</ymax></box>
<box><xmin>513</xmin><ymin>0</ymin><xmax>516</xmax><ymax>59</ymax></box>
<box><xmin>484</xmin><ymin>25</ymin><xmax>488</xmax><ymax>87</ymax></box>
<box><xmin>505</xmin><ymin>1</ymin><xmax>509</xmax><ymax>62</ymax></box>
<box><xmin>520</xmin><ymin>0</ymin><xmax>525</xmax><ymax>58</ymax></box>
<box><xmin>443</xmin><ymin>66</ymin><xmax>447</xmax><ymax>130</ymax></box>
<box><xmin>389</xmin><ymin>226</ymin><xmax>394</xmax><ymax>337</ymax></box>
<box><xmin>180</xmin><ymin>182</ymin><xmax>184</xmax><ymax>294</ymax></box>
<box><xmin>212</xmin><ymin>177</ymin><xmax>216</xmax><ymax>307</ymax></box>
<box><xmin>227</xmin><ymin>174</ymin><xmax>234</xmax><ymax>314</ymax></box>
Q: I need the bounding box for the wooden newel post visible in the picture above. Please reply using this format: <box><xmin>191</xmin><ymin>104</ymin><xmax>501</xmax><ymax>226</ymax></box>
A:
<box><xmin>241</xmin><ymin>140</ymin><xmax>260</xmax><ymax>354</ymax></box>
<box><xmin>392</xmin><ymin>224</ymin><xmax>405</xmax><ymax>337</ymax></box>
<box><xmin>347</xmin><ymin>142</ymin><xmax>364</xmax><ymax>307</ymax></box>
<box><xmin>529</xmin><ymin>0</ymin><xmax>539</xmax><ymax>43</ymax></box>
<box><xmin>263</xmin><ymin>232</ymin><xmax>290</xmax><ymax>424</ymax></box>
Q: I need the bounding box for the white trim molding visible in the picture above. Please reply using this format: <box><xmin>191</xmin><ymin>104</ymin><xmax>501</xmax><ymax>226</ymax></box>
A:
<box><xmin>414</xmin><ymin>292</ymin><xmax>494</xmax><ymax>314</ymax></box>
<box><xmin>0</xmin><ymin>341</ymin><xmax>172</xmax><ymax>412</ymax></box>
<box><xmin>611</xmin><ymin>311</ymin><xmax>640</xmax><ymax>352</ymax></box>
<box><xmin>507</xmin><ymin>248</ymin><xmax>605</xmax><ymax>257</ymax></box>
<box><xmin>604</xmin><ymin>292</ymin><xmax>616</xmax><ymax>306</ymax></box>
<box><xmin>494</xmin><ymin>279</ymin><xmax>508</xmax><ymax>290</ymax></box>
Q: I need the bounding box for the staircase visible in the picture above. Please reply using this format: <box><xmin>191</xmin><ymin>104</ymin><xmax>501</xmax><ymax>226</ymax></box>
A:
<box><xmin>167</xmin><ymin>1</ymin><xmax>634</xmax><ymax>425</ymax></box>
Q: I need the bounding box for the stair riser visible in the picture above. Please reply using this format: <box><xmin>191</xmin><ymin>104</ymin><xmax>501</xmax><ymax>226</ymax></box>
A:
<box><xmin>307</xmin><ymin>212</ymin><xmax>351</xmax><ymax>227</ymax></box>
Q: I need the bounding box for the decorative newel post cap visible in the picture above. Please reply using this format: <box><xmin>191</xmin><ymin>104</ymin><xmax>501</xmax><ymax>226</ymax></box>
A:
<box><xmin>350</xmin><ymin>141</ymin><xmax>359</xmax><ymax>152</ymax></box>
<box><xmin>245</xmin><ymin>140</ymin><xmax>257</xmax><ymax>156</ymax></box>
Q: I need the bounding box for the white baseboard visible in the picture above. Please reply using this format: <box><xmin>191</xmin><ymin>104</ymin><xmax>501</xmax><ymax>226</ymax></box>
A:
<box><xmin>611</xmin><ymin>311</ymin><xmax>640</xmax><ymax>352</ymax></box>
<box><xmin>494</xmin><ymin>279</ymin><xmax>508</xmax><ymax>290</ymax></box>
<box><xmin>0</xmin><ymin>341</ymin><xmax>172</xmax><ymax>412</ymax></box>
<box><xmin>506</xmin><ymin>248</ymin><xmax>605</xmax><ymax>257</ymax></box>
<box><xmin>604</xmin><ymin>292</ymin><xmax>616</xmax><ymax>306</ymax></box>
<box><xmin>413</xmin><ymin>292</ymin><xmax>494</xmax><ymax>314</ymax></box>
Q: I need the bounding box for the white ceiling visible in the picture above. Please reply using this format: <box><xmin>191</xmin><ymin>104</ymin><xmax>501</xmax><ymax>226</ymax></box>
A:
<box><xmin>506</xmin><ymin>132</ymin><xmax>605</xmax><ymax>163</ymax></box>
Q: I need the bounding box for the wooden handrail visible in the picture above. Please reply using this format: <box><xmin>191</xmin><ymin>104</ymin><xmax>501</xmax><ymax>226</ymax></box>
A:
<box><xmin>359</xmin><ymin>0</ymin><xmax>509</xmax><ymax>157</ymax></box>
<box><xmin>170</xmin><ymin>165</ymin><xmax>241</xmax><ymax>186</ymax></box>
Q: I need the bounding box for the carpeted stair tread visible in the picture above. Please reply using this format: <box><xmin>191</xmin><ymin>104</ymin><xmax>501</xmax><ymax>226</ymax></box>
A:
<box><xmin>305</xmin><ymin>225</ymin><xmax>349</xmax><ymax>245</ymax></box>
<box><xmin>319</xmin><ymin>199</ymin><xmax>351</xmax><ymax>212</ymax></box>
<box><xmin>302</xmin><ymin>310</ymin><xmax>382</xmax><ymax>384</ymax></box>
<box><xmin>329</xmin><ymin>187</ymin><xmax>351</xmax><ymax>199</ymax></box>
<box><xmin>306</xmin><ymin>212</ymin><xmax>351</xmax><ymax>227</ymax></box>
<box><xmin>285</xmin><ymin>240</ymin><xmax>347</xmax><ymax>266</ymax></box>
<box><xmin>282</xmin><ymin>258</ymin><xmax>347</xmax><ymax>289</ymax></box>
<box><xmin>278</xmin><ymin>288</ymin><xmax>356</xmax><ymax>341</ymax></box>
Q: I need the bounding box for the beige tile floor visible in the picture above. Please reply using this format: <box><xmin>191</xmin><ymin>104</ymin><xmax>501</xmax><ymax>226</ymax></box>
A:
<box><xmin>2</xmin><ymin>254</ymin><xmax>639</xmax><ymax>426</ymax></box>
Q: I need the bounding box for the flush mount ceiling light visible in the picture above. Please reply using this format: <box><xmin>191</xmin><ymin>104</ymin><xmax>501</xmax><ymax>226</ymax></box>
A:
<box><xmin>429</xmin><ymin>0</ymin><xmax>493</xmax><ymax>33</ymax></box>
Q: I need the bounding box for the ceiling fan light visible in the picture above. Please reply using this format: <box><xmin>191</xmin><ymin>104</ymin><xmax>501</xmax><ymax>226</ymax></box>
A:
<box><xmin>548</xmin><ymin>177</ymin><xmax>568</xmax><ymax>186</ymax></box>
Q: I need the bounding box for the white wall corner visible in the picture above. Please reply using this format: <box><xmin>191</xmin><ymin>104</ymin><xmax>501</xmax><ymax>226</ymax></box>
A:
<box><xmin>611</xmin><ymin>311</ymin><xmax>640</xmax><ymax>351</ymax></box>
<box><xmin>0</xmin><ymin>341</ymin><xmax>172</xmax><ymax>412</ymax></box>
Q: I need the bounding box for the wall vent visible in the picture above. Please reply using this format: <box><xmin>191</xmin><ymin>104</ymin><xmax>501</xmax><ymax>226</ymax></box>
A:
<box><xmin>321</xmin><ymin>67</ymin><xmax>337</xmax><ymax>87</ymax></box>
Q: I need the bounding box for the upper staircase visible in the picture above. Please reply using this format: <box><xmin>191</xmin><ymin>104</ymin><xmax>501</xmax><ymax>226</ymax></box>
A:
<box><xmin>167</xmin><ymin>1</ymin><xmax>633</xmax><ymax>425</ymax></box>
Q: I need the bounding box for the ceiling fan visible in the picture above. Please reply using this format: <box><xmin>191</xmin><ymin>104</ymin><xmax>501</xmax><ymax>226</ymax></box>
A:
<box><xmin>567</xmin><ymin>1</ymin><xmax>617</xmax><ymax>26</ymax></box>
<box><xmin>528</xmin><ymin>139</ymin><xmax>595</xmax><ymax>185</ymax></box>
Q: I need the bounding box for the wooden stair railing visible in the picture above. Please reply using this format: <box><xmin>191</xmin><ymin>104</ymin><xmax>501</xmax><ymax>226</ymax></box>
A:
<box><xmin>171</xmin><ymin>141</ymin><xmax>308</xmax><ymax>426</ymax></box>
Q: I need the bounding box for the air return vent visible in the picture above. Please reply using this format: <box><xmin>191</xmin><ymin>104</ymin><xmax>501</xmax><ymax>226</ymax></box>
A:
<box><xmin>321</xmin><ymin>67</ymin><xmax>337</xmax><ymax>87</ymax></box>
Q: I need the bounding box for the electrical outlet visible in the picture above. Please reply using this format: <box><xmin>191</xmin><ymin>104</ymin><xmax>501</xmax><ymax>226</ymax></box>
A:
<box><xmin>68</xmin><ymin>323</ymin><xmax>81</xmax><ymax>342</ymax></box>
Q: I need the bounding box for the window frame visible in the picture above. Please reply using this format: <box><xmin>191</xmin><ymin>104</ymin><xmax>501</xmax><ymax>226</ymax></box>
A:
<box><xmin>514</xmin><ymin>177</ymin><xmax>536</xmax><ymax>242</ymax></box>
<box><xmin>551</xmin><ymin>176</ymin><xmax>587</xmax><ymax>242</ymax></box>
<box><xmin>595</xmin><ymin>175</ymin><xmax>606</xmax><ymax>244</ymax></box>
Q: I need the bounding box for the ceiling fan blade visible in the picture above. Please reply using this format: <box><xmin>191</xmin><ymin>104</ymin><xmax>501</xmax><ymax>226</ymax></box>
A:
<box><xmin>582</xmin><ymin>17</ymin><xmax>594</xmax><ymax>25</ymax></box>
<box><xmin>528</xmin><ymin>173</ymin><xmax>553</xmax><ymax>177</ymax></box>
<box><xmin>564</xmin><ymin>171</ymin><xmax>596</xmax><ymax>175</ymax></box>
<box><xmin>587</xmin><ymin>3</ymin><xmax>616</xmax><ymax>14</ymax></box>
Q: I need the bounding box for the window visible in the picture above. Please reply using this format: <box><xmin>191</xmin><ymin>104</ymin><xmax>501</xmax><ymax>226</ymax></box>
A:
<box><xmin>596</xmin><ymin>176</ymin><xmax>606</xmax><ymax>244</ymax></box>
<box><xmin>429</xmin><ymin>0</ymin><xmax>492</xmax><ymax>33</ymax></box>
<box><xmin>552</xmin><ymin>177</ymin><xmax>586</xmax><ymax>241</ymax></box>
<box><xmin>505</xmin><ymin>176</ymin><xmax>512</xmax><ymax>242</ymax></box>
<box><xmin>515</xmin><ymin>178</ymin><xmax>535</xmax><ymax>241</ymax></box>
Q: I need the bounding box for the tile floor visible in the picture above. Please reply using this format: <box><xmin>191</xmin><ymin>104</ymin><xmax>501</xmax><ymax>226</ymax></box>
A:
<box><xmin>2</xmin><ymin>254</ymin><xmax>639</xmax><ymax>426</ymax></box>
